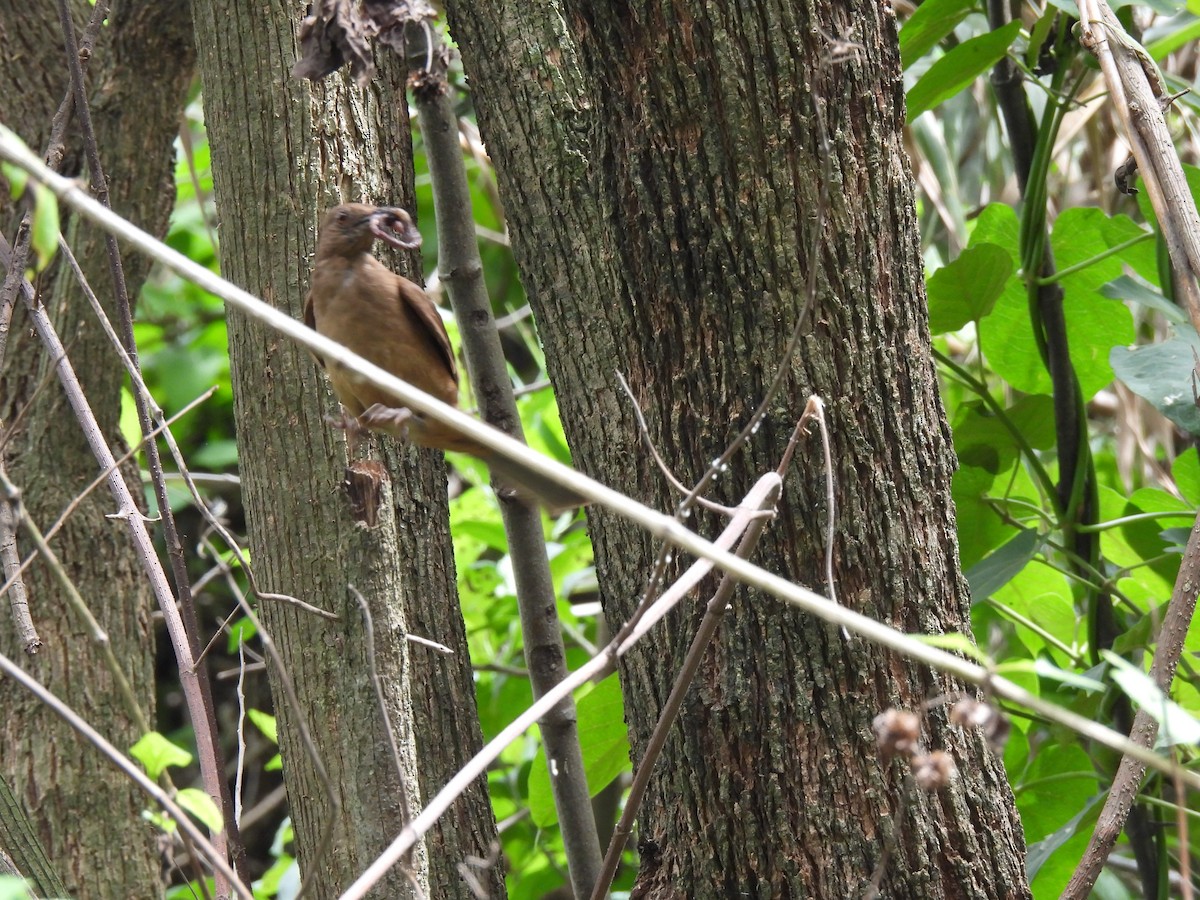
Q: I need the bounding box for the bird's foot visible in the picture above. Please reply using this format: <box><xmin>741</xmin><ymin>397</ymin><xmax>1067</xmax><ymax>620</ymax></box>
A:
<box><xmin>325</xmin><ymin>408</ymin><xmax>372</xmax><ymax>457</ymax></box>
<box><xmin>325</xmin><ymin>410</ymin><xmax>367</xmax><ymax>436</ymax></box>
<box><xmin>360</xmin><ymin>403</ymin><xmax>414</xmax><ymax>441</ymax></box>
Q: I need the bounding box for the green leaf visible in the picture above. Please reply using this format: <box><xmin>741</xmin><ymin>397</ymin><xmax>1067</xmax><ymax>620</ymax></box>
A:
<box><xmin>1110</xmin><ymin>327</ymin><xmax>1200</xmax><ymax>436</ymax></box>
<box><xmin>2</xmin><ymin>162</ymin><xmax>28</xmax><ymax>199</ymax></box>
<box><xmin>1102</xmin><ymin>652</ymin><xmax>1200</xmax><ymax>746</ymax></box>
<box><xmin>176</xmin><ymin>787</ymin><xmax>224</xmax><ymax>833</ymax></box>
<box><xmin>528</xmin><ymin>677</ymin><xmax>631</xmax><ymax>827</ymax></box>
<box><xmin>926</xmin><ymin>243</ymin><xmax>1012</xmax><ymax>333</ymax></box>
<box><xmin>1025</xmin><ymin>792</ymin><xmax>1102</xmax><ymax>882</ymax></box>
<box><xmin>130</xmin><ymin>731</ymin><xmax>193</xmax><ymax>781</ymax></box>
<box><xmin>952</xmin><ymin>394</ymin><xmax>1056</xmax><ymax>474</ymax></box>
<box><xmin>1173</xmin><ymin>447</ymin><xmax>1200</xmax><ymax>506</ymax></box>
<box><xmin>0</xmin><ymin>876</ymin><xmax>33</xmax><ymax>900</ymax></box>
<box><xmin>253</xmin><ymin>854</ymin><xmax>297</xmax><ymax>898</ymax></box>
<box><xmin>1146</xmin><ymin>14</ymin><xmax>1200</xmax><ymax>58</ymax></box>
<box><xmin>898</xmin><ymin>0</ymin><xmax>978</xmax><ymax>70</ymax></box>
<box><xmin>1</xmin><ymin>160</ymin><xmax>60</xmax><ymax>272</ymax></box>
<box><xmin>906</xmin><ymin>21</ymin><xmax>1021</xmax><ymax>122</ymax></box>
<box><xmin>227</xmin><ymin>617</ymin><xmax>258</xmax><ymax>653</ymax></box>
<box><xmin>247</xmin><ymin>708</ymin><xmax>278</xmax><ymax>744</ymax></box>
<box><xmin>910</xmin><ymin>631</ymin><xmax>992</xmax><ymax>664</ymax></box>
<box><xmin>167</xmin><ymin>878</ymin><xmax>215</xmax><ymax>900</ymax></box>
<box><xmin>979</xmin><ymin>212</ymin><xmax>1138</xmax><ymax>400</ymax></box>
<box><xmin>29</xmin><ymin>186</ymin><xmax>59</xmax><ymax>272</ymax></box>
<box><xmin>1101</xmin><ymin>273</ymin><xmax>1182</xmax><ymax>324</ymax></box>
<box><xmin>965</xmin><ymin>528</ymin><xmax>1041</xmax><ymax>601</ymax></box>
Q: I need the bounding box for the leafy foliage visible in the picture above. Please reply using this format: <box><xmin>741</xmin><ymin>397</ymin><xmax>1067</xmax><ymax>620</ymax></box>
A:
<box><xmin>126</xmin><ymin>2</ymin><xmax>1200</xmax><ymax>896</ymax></box>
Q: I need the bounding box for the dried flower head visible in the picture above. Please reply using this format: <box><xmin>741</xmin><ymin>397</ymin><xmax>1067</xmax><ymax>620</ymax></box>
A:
<box><xmin>912</xmin><ymin>750</ymin><xmax>957</xmax><ymax>791</ymax></box>
<box><xmin>949</xmin><ymin>697</ymin><xmax>1011</xmax><ymax>749</ymax></box>
<box><xmin>873</xmin><ymin>708</ymin><xmax>921</xmax><ymax>757</ymax></box>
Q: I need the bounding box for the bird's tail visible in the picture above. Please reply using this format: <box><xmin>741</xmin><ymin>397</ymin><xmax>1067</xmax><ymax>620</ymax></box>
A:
<box><xmin>479</xmin><ymin>449</ymin><xmax>589</xmax><ymax>515</ymax></box>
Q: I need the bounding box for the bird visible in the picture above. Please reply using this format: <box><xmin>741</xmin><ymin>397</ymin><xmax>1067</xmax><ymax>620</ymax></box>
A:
<box><xmin>303</xmin><ymin>202</ymin><xmax>585</xmax><ymax>513</ymax></box>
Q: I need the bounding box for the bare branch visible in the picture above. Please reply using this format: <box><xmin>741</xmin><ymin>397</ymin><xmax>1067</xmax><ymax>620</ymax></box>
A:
<box><xmin>3</xmin><ymin>130</ymin><xmax>1196</xmax><ymax>804</ymax></box>
<box><xmin>0</xmin><ymin>652</ymin><xmax>253</xmax><ymax>899</ymax></box>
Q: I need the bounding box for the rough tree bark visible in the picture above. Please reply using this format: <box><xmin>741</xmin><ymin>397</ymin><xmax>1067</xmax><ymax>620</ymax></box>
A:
<box><xmin>447</xmin><ymin>0</ymin><xmax>1031</xmax><ymax>896</ymax></box>
<box><xmin>191</xmin><ymin>1</ymin><xmax>503</xmax><ymax>896</ymax></box>
<box><xmin>0</xmin><ymin>2</ymin><xmax>194</xmax><ymax>896</ymax></box>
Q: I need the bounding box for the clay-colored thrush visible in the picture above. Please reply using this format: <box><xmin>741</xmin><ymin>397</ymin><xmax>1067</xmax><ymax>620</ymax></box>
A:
<box><xmin>304</xmin><ymin>203</ymin><xmax>584</xmax><ymax>512</ymax></box>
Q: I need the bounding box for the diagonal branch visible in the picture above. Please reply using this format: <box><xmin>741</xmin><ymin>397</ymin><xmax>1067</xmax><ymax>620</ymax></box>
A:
<box><xmin>2</xmin><ymin>130</ymin><xmax>1197</xmax><ymax>804</ymax></box>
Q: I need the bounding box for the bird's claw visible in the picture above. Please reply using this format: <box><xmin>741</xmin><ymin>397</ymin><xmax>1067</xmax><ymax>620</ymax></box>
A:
<box><xmin>360</xmin><ymin>403</ymin><xmax>414</xmax><ymax>440</ymax></box>
<box><xmin>325</xmin><ymin>410</ymin><xmax>367</xmax><ymax>436</ymax></box>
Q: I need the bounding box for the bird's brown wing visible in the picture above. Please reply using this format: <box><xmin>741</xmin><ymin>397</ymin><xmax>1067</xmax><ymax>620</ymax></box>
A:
<box><xmin>397</xmin><ymin>276</ymin><xmax>458</xmax><ymax>385</ymax></box>
<box><xmin>302</xmin><ymin>290</ymin><xmax>326</xmax><ymax>369</ymax></box>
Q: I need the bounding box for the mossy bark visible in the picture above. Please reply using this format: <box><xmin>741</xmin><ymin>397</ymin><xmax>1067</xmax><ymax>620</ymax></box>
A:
<box><xmin>447</xmin><ymin>0</ymin><xmax>1031</xmax><ymax>896</ymax></box>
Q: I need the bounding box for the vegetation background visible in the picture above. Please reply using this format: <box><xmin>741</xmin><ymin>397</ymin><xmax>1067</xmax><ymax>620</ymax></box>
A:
<box><xmin>1</xmin><ymin>0</ymin><xmax>1199</xmax><ymax>897</ymax></box>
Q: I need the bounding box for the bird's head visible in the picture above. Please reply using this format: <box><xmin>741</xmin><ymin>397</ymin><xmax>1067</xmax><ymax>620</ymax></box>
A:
<box><xmin>316</xmin><ymin>203</ymin><xmax>423</xmax><ymax>258</ymax></box>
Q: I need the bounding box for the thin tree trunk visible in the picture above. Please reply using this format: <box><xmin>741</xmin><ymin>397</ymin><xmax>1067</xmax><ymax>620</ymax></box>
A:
<box><xmin>448</xmin><ymin>0</ymin><xmax>1031</xmax><ymax>896</ymax></box>
<box><xmin>0</xmin><ymin>3</ymin><xmax>194</xmax><ymax>896</ymax></box>
<box><xmin>191</xmin><ymin>2</ymin><xmax>504</xmax><ymax>896</ymax></box>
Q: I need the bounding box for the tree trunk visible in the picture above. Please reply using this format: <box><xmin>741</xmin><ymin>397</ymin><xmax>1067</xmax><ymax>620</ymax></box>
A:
<box><xmin>447</xmin><ymin>1</ymin><xmax>1031</xmax><ymax>896</ymax></box>
<box><xmin>0</xmin><ymin>3</ymin><xmax>194</xmax><ymax>896</ymax></box>
<box><xmin>191</xmin><ymin>2</ymin><xmax>503</xmax><ymax>896</ymax></box>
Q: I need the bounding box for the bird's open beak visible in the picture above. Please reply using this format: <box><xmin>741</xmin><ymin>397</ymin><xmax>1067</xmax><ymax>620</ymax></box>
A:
<box><xmin>369</xmin><ymin>207</ymin><xmax>422</xmax><ymax>250</ymax></box>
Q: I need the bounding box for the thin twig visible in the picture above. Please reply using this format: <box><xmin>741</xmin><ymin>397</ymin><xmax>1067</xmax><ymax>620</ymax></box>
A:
<box><xmin>55</xmin><ymin>0</ymin><xmax>244</xmax><ymax>883</ymax></box>
<box><xmin>615</xmin><ymin>370</ymin><xmax>745</xmax><ymax>517</ymax></box>
<box><xmin>0</xmin><ymin>485</ymin><xmax>37</xmax><ymax>653</ymax></box>
<box><xmin>0</xmin><ymin>388</ymin><xmax>216</xmax><ymax>606</ymax></box>
<box><xmin>5</xmin><ymin>129</ymin><xmax>1197</xmax><ymax>793</ymax></box>
<box><xmin>1061</xmin><ymin>512</ymin><xmax>1200</xmax><ymax>898</ymax></box>
<box><xmin>0</xmin><ymin>652</ymin><xmax>253</xmax><ymax>899</ymax></box>
<box><xmin>343</xmin><ymin>474</ymin><xmax>782</xmax><ymax>899</ymax></box>
<box><xmin>411</xmin><ymin>38</ymin><xmax>601</xmax><ymax>897</ymax></box>
<box><xmin>0</xmin><ymin>467</ymin><xmax>150</xmax><ymax>732</ymax></box>
<box><xmin>348</xmin><ymin>586</ymin><xmax>418</xmax><ymax>875</ymax></box>
<box><xmin>589</xmin><ymin>478</ymin><xmax>781</xmax><ymax>898</ymax></box>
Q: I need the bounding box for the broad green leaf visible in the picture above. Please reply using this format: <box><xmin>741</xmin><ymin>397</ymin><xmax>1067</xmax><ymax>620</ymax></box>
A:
<box><xmin>906</xmin><ymin>22</ymin><xmax>1021</xmax><ymax>122</ymax></box>
<box><xmin>176</xmin><ymin>787</ymin><xmax>224</xmax><ymax>833</ymax></box>
<box><xmin>898</xmin><ymin>0</ymin><xmax>977</xmax><ymax>70</ymax></box>
<box><xmin>2</xmin><ymin>162</ymin><xmax>28</xmax><ymax>198</ymax></box>
<box><xmin>952</xmin><ymin>394</ymin><xmax>1056</xmax><ymax>474</ymax></box>
<box><xmin>247</xmin><ymin>708</ymin><xmax>278</xmax><ymax>744</ymax></box>
<box><xmin>992</xmin><ymin>560</ymin><xmax>1075</xmax><ymax>657</ymax></box>
<box><xmin>1103</xmin><ymin>652</ymin><xmax>1200</xmax><ymax>746</ymax></box>
<box><xmin>978</xmin><ymin>207</ymin><xmax>1139</xmax><ymax>399</ymax></box>
<box><xmin>130</xmin><ymin>731</ymin><xmax>193</xmax><ymax>781</ymax></box>
<box><xmin>1173</xmin><ymin>447</ymin><xmax>1200</xmax><ymax>506</ymax></box>
<box><xmin>1146</xmin><ymin>15</ymin><xmax>1200</xmax><ymax>58</ymax></box>
<box><xmin>976</xmin><ymin>277</ymin><xmax>1050</xmax><ymax>395</ymax></box>
<box><xmin>952</xmin><ymin>464</ymin><xmax>1017</xmax><ymax>568</ymax></box>
<box><xmin>226</xmin><ymin>618</ymin><xmax>258</xmax><ymax>653</ymax></box>
<box><xmin>253</xmin><ymin>855</ymin><xmax>297</xmax><ymax>898</ymax></box>
<box><xmin>1016</xmin><ymin>743</ymin><xmax>1099</xmax><ymax>846</ymax></box>
<box><xmin>968</xmin><ymin>202</ymin><xmax>1020</xmax><ymax>253</ymax></box>
<box><xmin>927</xmin><ymin>244</ymin><xmax>1012</xmax><ymax>333</ymax></box>
<box><xmin>1101</xmin><ymin>274</ymin><xmax>1180</xmax><ymax>324</ymax></box>
<box><xmin>1025</xmin><ymin>793</ymin><xmax>1102</xmax><ymax>887</ymax></box>
<box><xmin>966</xmin><ymin>528</ymin><xmax>1042</xmax><ymax>601</ymax></box>
<box><xmin>1110</xmin><ymin>328</ymin><xmax>1200</xmax><ymax>436</ymax></box>
<box><xmin>529</xmin><ymin>677</ymin><xmax>630</xmax><ymax>827</ymax></box>
<box><xmin>166</xmin><ymin>879</ymin><xmax>214</xmax><ymax>900</ymax></box>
